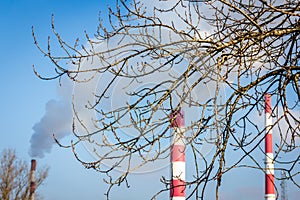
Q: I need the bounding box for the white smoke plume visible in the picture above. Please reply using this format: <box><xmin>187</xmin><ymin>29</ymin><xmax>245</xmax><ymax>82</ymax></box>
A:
<box><xmin>29</xmin><ymin>80</ymin><xmax>73</xmax><ymax>158</ymax></box>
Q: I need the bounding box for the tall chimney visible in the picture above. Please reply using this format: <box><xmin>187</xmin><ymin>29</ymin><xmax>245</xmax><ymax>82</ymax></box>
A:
<box><xmin>170</xmin><ymin>109</ymin><xmax>185</xmax><ymax>200</ymax></box>
<box><xmin>265</xmin><ymin>94</ymin><xmax>276</xmax><ymax>200</ymax></box>
<box><xmin>29</xmin><ymin>159</ymin><xmax>36</xmax><ymax>200</ymax></box>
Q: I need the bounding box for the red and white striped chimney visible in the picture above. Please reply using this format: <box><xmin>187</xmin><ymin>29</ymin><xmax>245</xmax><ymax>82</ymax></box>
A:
<box><xmin>29</xmin><ymin>159</ymin><xmax>36</xmax><ymax>200</ymax></box>
<box><xmin>170</xmin><ymin>109</ymin><xmax>185</xmax><ymax>200</ymax></box>
<box><xmin>265</xmin><ymin>94</ymin><xmax>276</xmax><ymax>200</ymax></box>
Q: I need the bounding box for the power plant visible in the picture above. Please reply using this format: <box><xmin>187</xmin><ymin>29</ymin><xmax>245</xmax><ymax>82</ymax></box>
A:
<box><xmin>29</xmin><ymin>94</ymin><xmax>288</xmax><ymax>199</ymax></box>
<box><xmin>167</xmin><ymin>94</ymin><xmax>278</xmax><ymax>199</ymax></box>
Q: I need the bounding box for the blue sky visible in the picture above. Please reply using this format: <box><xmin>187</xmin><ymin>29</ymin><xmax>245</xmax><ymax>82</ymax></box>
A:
<box><xmin>0</xmin><ymin>1</ymin><xmax>169</xmax><ymax>199</ymax></box>
<box><xmin>0</xmin><ymin>1</ymin><xmax>299</xmax><ymax>200</ymax></box>
<box><xmin>0</xmin><ymin>0</ymin><xmax>120</xmax><ymax>199</ymax></box>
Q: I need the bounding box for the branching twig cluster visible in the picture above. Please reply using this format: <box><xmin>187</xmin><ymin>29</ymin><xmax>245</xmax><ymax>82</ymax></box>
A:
<box><xmin>33</xmin><ymin>0</ymin><xmax>300</xmax><ymax>199</ymax></box>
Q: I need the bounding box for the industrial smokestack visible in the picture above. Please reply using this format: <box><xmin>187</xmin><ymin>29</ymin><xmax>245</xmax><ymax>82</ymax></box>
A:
<box><xmin>265</xmin><ymin>94</ymin><xmax>275</xmax><ymax>200</ymax></box>
<box><xmin>29</xmin><ymin>159</ymin><xmax>36</xmax><ymax>200</ymax></box>
<box><xmin>170</xmin><ymin>109</ymin><xmax>185</xmax><ymax>200</ymax></box>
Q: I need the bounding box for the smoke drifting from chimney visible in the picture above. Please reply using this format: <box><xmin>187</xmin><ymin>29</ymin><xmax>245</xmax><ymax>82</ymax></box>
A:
<box><xmin>29</xmin><ymin>80</ymin><xmax>72</xmax><ymax>158</ymax></box>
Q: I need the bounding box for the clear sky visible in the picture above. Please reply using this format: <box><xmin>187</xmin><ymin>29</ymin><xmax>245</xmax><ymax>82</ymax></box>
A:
<box><xmin>0</xmin><ymin>1</ymin><xmax>299</xmax><ymax>200</ymax></box>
